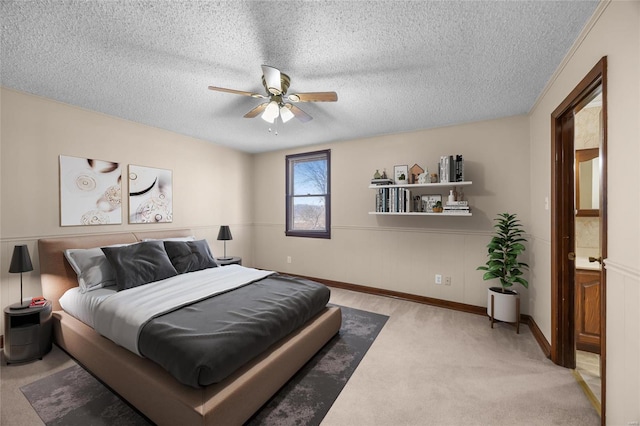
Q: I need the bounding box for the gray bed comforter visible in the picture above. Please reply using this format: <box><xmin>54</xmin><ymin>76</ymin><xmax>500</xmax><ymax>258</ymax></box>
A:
<box><xmin>137</xmin><ymin>273</ymin><xmax>331</xmax><ymax>388</ymax></box>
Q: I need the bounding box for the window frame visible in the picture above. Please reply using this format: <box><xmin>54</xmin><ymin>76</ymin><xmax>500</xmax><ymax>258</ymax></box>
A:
<box><xmin>285</xmin><ymin>149</ymin><xmax>331</xmax><ymax>239</ymax></box>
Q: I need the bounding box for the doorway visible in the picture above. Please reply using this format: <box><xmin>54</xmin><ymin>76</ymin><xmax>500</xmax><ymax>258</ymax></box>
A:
<box><xmin>551</xmin><ymin>57</ymin><xmax>607</xmax><ymax>423</ymax></box>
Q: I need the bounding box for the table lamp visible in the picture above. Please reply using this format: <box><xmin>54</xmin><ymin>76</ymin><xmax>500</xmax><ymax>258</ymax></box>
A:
<box><xmin>217</xmin><ymin>225</ymin><xmax>233</xmax><ymax>260</ymax></box>
<box><xmin>9</xmin><ymin>245</ymin><xmax>33</xmax><ymax>310</ymax></box>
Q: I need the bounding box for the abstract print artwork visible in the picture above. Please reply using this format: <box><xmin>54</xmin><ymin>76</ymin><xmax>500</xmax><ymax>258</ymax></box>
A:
<box><xmin>128</xmin><ymin>165</ymin><xmax>173</xmax><ymax>223</ymax></box>
<box><xmin>59</xmin><ymin>155</ymin><xmax>122</xmax><ymax>226</ymax></box>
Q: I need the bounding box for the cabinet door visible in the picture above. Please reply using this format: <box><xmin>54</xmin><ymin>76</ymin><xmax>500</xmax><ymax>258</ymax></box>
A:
<box><xmin>575</xmin><ymin>269</ymin><xmax>601</xmax><ymax>354</ymax></box>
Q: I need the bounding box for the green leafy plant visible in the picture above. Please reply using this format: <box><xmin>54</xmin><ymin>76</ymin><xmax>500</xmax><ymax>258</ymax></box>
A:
<box><xmin>477</xmin><ymin>213</ymin><xmax>529</xmax><ymax>292</ymax></box>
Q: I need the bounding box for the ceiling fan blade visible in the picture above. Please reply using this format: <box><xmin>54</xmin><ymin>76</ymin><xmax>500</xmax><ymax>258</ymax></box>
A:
<box><xmin>261</xmin><ymin>65</ymin><xmax>282</xmax><ymax>95</ymax></box>
<box><xmin>286</xmin><ymin>104</ymin><xmax>313</xmax><ymax>123</ymax></box>
<box><xmin>243</xmin><ymin>102</ymin><xmax>269</xmax><ymax>118</ymax></box>
<box><xmin>287</xmin><ymin>91</ymin><xmax>338</xmax><ymax>102</ymax></box>
<box><xmin>208</xmin><ymin>86</ymin><xmax>266</xmax><ymax>99</ymax></box>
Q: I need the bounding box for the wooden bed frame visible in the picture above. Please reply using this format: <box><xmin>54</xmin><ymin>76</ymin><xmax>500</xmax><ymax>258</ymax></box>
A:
<box><xmin>38</xmin><ymin>229</ymin><xmax>342</xmax><ymax>425</ymax></box>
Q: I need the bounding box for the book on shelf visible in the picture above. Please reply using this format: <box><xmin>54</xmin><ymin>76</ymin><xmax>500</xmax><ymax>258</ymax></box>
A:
<box><xmin>375</xmin><ymin>187</ymin><xmax>411</xmax><ymax>212</ymax></box>
<box><xmin>455</xmin><ymin>155</ymin><xmax>464</xmax><ymax>182</ymax></box>
<box><xmin>371</xmin><ymin>178</ymin><xmax>394</xmax><ymax>185</ymax></box>
<box><xmin>446</xmin><ymin>200</ymin><xmax>469</xmax><ymax>206</ymax></box>
<box><xmin>439</xmin><ymin>154</ymin><xmax>465</xmax><ymax>182</ymax></box>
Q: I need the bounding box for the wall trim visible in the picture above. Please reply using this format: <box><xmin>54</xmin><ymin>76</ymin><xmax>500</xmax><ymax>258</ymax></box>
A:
<box><xmin>523</xmin><ymin>314</ymin><xmax>552</xmax><ymax>358</ymax></box>
<box><xmin>255</xmin><ymin>222</ymin><xmax>496</xmax><ymax>238</ymax></box>
<box><xmin>291</xmin><ymin>273</ymin><xmax>553</xmax><ymax>357</ymax></box>
<box><xmin>0</xmin><ymin>224</ymin><xmax>248</xmax><ymax>243</ymax></box>
<box><xmin>604</xmin><ymin>259</ymin><xmax>640</xmax><ymax>281</ymax></box>
<box><xmin>529</xmin><ymin>233</ymin><xmax>552</xmax><ymax>247</ymax></box>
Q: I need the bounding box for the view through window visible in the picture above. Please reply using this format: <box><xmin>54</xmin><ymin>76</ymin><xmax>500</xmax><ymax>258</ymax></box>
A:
<box><xmin>285</xmin><ymin>150</ymin><xmax>331</xmax><ymax>238</ymax></box>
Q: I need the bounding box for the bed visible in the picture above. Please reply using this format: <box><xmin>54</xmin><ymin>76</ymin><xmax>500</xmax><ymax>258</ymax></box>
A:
<box><xmin>38</xmin><ymin>229</ymin><xmax>341</xmax><ymax>425</ymax></box>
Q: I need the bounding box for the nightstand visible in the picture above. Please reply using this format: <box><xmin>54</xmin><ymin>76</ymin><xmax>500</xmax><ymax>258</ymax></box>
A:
<box><xmin>4</xmin><ymin>301</ymin><xmax>53</xmax><ymax>364</ymax></box>
<box><xmin>216</xmin><ymin>257</ymin><xmax>242</xmax><ymax>266</ymax></box>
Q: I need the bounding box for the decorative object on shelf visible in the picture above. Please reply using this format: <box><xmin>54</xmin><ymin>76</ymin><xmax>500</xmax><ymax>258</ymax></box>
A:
<box><xmin>417</xmin><ymin>172</ymin><xmax>428</xmax><ymax>184</ymax></box>
<box><xmin>432</xmin><ymin>201</ymin><xmax>443</xmax><ymax>213</ymax></box>
<box><xmin>217</xmin><ymin>225</ymin><xmax>233</xmax><ymax>260</ymax></box>
<box><xmin>477</xmin><ymin>213</ymin><xmax>529</xmax><ymax>332</ymax></box>
<box><xmin>430</xmin><ymin>173</ymin><xmax>438</xmax><ymax>183</ymax></box>
<box><xmin>413</xmin><ymin>195</ymin><xmax>423</xmax><ymax>212</ymax></box>
<box><xmin>371</xmin><ymin>169</ymin><xmax>392</xmax><ymax>185</ymax></box>
<box><xmin>381</xmin><ymin>169</ymin><xmax>388</xmax><ymax>179</ymax></box>
<box><xmin>409</xmin><ymin>164</ymin><xmax>425</xmax><ymax>184</ymax></box>
<box><xmin>421</xmin><ymin>194</ymin><xmax>442</xmax><ymax>213</ymax></box>
<box><xmin>129</xmin><ymin>165</ymin><xmax>173</xmax><ymax>223</ymax></box>
<box><xmin>8</xmin><ymin>245</ymin><xmax>34</xmax><ymax>310</ymax></box>
<box><xmin>394</xmin><ymin>165</ymin><xmax>408</xmax><ymax>185</ymax></box>
<box><xmin>59</xmin><ymin>155</ymin><xmax>122</xmax><ymax>226</ymax></box>
<box><xmin>448</xmin><ymin>190</ymin><xmax>456</xmax><ymax>204</ymax></box>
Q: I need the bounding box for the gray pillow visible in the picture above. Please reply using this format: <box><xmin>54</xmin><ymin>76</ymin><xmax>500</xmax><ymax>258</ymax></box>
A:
<box><xmin>101</xmin><ymin>241</ymin><xmax>178</xmax><ymax>291</ymax></box>
<box><xmin>163</xmin><ymin>240</ymin><xmax>217</xmax><ymax>274</ymax></box>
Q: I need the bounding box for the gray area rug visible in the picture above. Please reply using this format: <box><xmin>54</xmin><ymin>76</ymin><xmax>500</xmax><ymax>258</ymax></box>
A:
<box><xmin>20</xmin><ymin>306</ymin><xmax>388</xmax><ymax>426</ymax></box>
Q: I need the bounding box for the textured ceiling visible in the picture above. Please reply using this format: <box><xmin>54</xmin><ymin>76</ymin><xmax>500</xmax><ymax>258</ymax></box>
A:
<box><xmin>1</xmin><ymin>1</ymin><xmax>599</xmax><ymax>153</ymax></box>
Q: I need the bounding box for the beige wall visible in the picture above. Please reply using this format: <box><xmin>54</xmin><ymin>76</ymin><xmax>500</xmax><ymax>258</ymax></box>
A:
<box><xmin>0</xmin><ymin>88</ymin><xmax>255</xmax><ymax>321</ymax></box>
<box><xmin>1</xmin><ymin>2</ymin><xmax>638</xmax><ymax>422</ymax></box>
<box><xmin>528</xmin><ymin>1</ymin><xmax>640</xmax><ymax>423</ymax></box>
<box><xmin>253</xmin><ymin>115</ymin><xmax>531</xmax><ymax>310</ymax></box>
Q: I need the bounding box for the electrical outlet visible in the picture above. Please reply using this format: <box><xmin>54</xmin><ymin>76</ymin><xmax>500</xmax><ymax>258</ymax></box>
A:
<box><xmin>287</xmin><ymin>256</ymin><xmax>292</xmax><ymax>264</ymax></box>
<box><xmin>435</xmin><ymin>274</ymin><xmax>442</xmax><ymax>285</ymax></box>
<box><xmin>445</xmin><ymin>277</ymin><xmax>451</xmax><ymax>286</ymax></box>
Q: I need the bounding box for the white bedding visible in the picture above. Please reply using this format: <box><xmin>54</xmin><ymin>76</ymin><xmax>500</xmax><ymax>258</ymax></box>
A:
<box><xmin>93</xmin><ymin>265</ymin><xmax>274</xmax><ymax>356</ymax></box>
<box><xmin>59</xmin><ymin>286</ymin><xmax>117</xmax><ymax>328</ymax></box>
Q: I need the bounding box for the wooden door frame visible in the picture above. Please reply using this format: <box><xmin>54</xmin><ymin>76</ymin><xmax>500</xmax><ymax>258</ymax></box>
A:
<box><xmin>551</xmin><ymin>56</ymin><xmax>607</xmax><ymax>423</ymax></box>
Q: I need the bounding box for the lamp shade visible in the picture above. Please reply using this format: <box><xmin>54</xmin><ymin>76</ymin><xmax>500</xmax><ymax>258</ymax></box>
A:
<box><xmin>217</xmin><ymin>226</ymin><xmax>233</xmax><ymax>241</ymax></box>
<box><xmin>9</xmin><ymin>245</ymin><xmax>33</xmax><ymax>273</ymax></box>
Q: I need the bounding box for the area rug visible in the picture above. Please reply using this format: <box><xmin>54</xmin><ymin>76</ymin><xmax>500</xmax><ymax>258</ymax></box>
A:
<box><xmin>20</xmin><ymin>306</ymin><xmax>388</xmax><ymax>426</ymax></box>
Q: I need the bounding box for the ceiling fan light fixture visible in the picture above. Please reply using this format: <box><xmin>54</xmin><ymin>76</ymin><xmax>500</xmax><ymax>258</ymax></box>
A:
<box><xmin>280</xmin><ymin>105</ymin><xmax>295</xmax><ymax>123</ymax></box>
<box><xmin>261</xmin><ymin>101</ymin><xmax>279</xmax><ymax>123</ymax></box>
<box><xmin>210</xmin><ymin>65</ymin><xmax>337</xmax><ymax>125</ymax></box>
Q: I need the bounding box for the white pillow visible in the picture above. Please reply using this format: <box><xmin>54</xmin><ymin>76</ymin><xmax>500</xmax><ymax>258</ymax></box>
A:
<box><xmin>64</xmin><ymin>243</ymin><xmax>130</xmax><ymax>293</ymax></box>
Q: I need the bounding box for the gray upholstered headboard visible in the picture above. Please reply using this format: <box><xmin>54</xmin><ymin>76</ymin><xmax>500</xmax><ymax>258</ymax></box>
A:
<box><xmin>38</xmin><ymin>229</ymin><xmax>194</xmax><ymax>310</ymax></box>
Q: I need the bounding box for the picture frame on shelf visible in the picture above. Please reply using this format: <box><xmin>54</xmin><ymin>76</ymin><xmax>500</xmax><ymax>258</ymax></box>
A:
<box><xmin>394</xmin><ymin>165</ymin><xmax>409</xmax><ymax>184</ymax></box>
<box><xmin>421</xmin><ymin>194</ymin><xmax>442</xmax><ymax>213</ymax></box>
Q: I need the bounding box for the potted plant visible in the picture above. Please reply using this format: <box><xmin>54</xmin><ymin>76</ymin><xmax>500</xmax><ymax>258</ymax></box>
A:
<box><xmin>432</xmin><ymin>200</ymin><xmax>443</xmax><ymax>213</ymax></box>
<box><xmin>477</xmin><ymin>212</ymin><xmax>529</xmax><ymax>323</ymax></box>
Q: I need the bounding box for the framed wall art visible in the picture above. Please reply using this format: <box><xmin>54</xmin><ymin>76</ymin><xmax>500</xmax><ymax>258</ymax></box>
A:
<box><xmin>128</xmin><ymin>165</ymin><xmax>173</xmax><ymax>223</ymax></box>
<box><xmin>59</xmin><ymin>155</ymin><xmax>122</xmax><ymax>226</ymax></box>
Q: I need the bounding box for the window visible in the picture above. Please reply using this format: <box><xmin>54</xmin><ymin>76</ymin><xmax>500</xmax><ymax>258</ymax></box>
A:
<box><xmin>286</xmin><ymin>149</ymin><xmax>331</xmax><ymax>238</ymax></box>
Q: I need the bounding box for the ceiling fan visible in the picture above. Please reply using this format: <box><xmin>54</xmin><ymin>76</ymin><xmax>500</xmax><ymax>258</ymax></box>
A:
<box><xmin>208</xmin><ymin>65</ymin><xmax>337</xmax><ymax>124</ymax></box>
